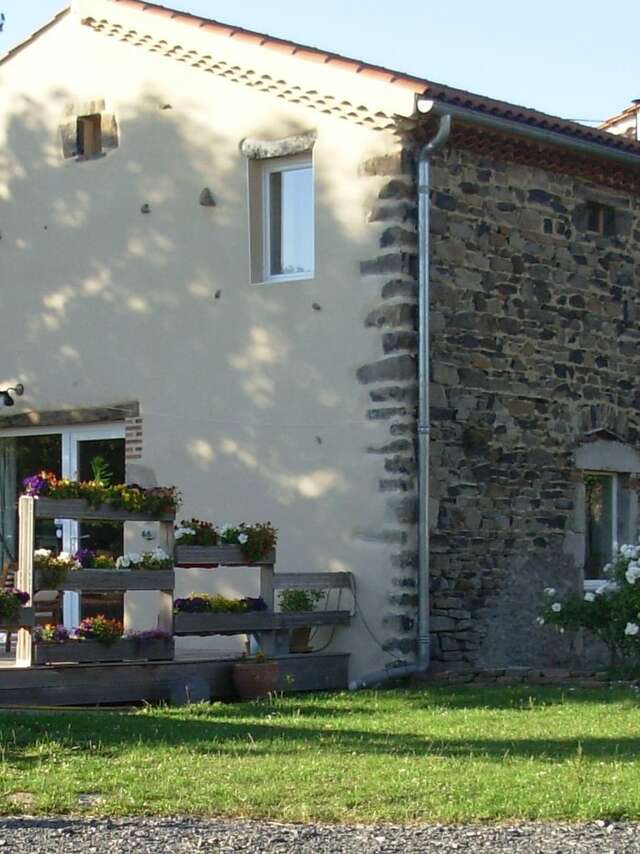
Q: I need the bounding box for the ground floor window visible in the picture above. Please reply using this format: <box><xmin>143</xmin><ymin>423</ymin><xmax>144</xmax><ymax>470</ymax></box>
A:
<box><xmin>0</xmin><ymin>425</ymin><xmax>125</xmax><ymax>626</ymax></box>
<box><xmin>584</xmin><ymin>472</ymin><xmax>617</xmax><ymax>580</ymax></box>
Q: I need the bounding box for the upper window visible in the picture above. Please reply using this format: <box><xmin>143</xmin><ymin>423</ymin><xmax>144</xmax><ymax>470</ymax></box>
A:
<box><xmin>584</xmin><ymin>201</ymin><xmax>615</xmax><ymax>237</ymax></box>
<box><xmin>59</xmin><ymin>102</ymin><xmax>118</xmax><ymax>161</ymax></box>
<box><xmin>76</xmin><ymin>114</ymin><xmax>103</xmax><ymax>158</ymax></box>
<box><xmin>259</xmin><ymin>156</ymin><xmax>314</xmax><ymax>283</ymax></box>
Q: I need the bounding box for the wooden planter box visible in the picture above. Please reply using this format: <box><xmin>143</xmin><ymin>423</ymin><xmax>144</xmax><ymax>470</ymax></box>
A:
<box><xmin>34</xmin><ymin>637</ymin><xmax>175</xmax><ymax>665</ymax></box>
<box><xmin>34</xmin><ymin>497</ymin><xmax>174</xmax><ymax>522</ymax></box>
<box><xmin>173</xmin><ymin>610</ymin><xmax>351</xmax><ymax>636</ymax></box>
<box><xmin>0</xmin><ymin>607</ymin><xmax>35</xmax><ymax>631</ymax></box>
<box><xmin>174</xmin><ymin>545</ymin><xmax>275</xmax><ymax>567</ymax></box>
<box><xmin>34</xmin><ymin>569</ymin><xmax>175</xmax><ymax>592</ymax></box>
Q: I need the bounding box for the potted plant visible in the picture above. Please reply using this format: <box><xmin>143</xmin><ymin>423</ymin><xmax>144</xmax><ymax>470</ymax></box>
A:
<box><xmin>173</xmin><ymin>593</ymin><xmax>268</xmax><ymax>635</ymax></box>
<box><xmin>33</xmin><ymin>617</ymin><xmax>174</xmax><ymax>664</ymax></box>
<box><xmin>22</xmin><ymin>470</ymin><xmax>180</xmax><ymax>520</ymax></box>
<box><xmin>174</xmin><ymin>518</ymin><xmax>277</xmax><ymax>565</ymax></box>
<box><xmin>33</xmin><ymin>547</ymin><xmax>174</xmax><ymax>593</ymax></box>
<box><xmin>0</xmin><ymin>589</ymin><xmax>32</xmax><ymax>629</ymax></box>
<box><xmin>232</xmin><ymin>651</ymin><xmax>280</xmax><ymax>699</ymax></box>
<box><xmin>278</xmin><ymin>588</ymin><xmax>325</xmax><ymax>653</ymax></box>
<box><xmin>33</xmin><ymin>549</ymin><xmax>81</xmax><ymax>588</ymax></box>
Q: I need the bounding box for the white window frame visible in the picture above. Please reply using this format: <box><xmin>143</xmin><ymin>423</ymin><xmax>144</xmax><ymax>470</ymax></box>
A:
<box><xmin>261</xmin><ymin>155</ymin><xmax>314</xmax><ymax>284</ymax></box>
<box><xmin>0</xmin><ymin>423</ymin><xmax>125</xmax><ymax>624</ymax></box>
<box><xmin>583</xmin><ymin>470</ymin><xmax>619</xmax><ymax>592</ymax></box>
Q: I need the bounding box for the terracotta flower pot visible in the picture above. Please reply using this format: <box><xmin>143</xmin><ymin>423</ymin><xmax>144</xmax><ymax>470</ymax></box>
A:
<box><xmin>232</xmin><ymin>660</ymin><xmax>280</xmax><ymax>699</ymax></box>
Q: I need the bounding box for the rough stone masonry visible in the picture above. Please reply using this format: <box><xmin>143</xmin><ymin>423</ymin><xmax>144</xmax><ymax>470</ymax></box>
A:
<box><xmin>359</xmin><ymin>126</ymin><xmax>640</xmax><ymax>670</ymax></box>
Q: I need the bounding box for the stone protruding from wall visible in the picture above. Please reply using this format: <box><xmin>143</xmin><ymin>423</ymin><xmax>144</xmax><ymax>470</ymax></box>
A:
<box><xmin>358</xmin><ymin>146</ymin><xmax>420</xmax><ymax>657</ymax></box>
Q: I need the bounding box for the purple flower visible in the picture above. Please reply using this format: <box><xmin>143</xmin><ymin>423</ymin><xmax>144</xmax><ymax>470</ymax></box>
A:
<box><xmin>74</xmin><ymin>548</ymin><xmax>95</xmax><ymax>568</ymax></box>
<box><xmin>22</xmin><ymin>474</ymin><xmax>49</xmax><ymax>496</ymax></box>
<box><xmin>35</xmin><ymin>624</ymin><xmax>69</xmax><ymax>643</ymax></box>
<box><xmin>10</xmin><ymin>589</ymin><xmax>30</xmax><ymax>605</ymax></box>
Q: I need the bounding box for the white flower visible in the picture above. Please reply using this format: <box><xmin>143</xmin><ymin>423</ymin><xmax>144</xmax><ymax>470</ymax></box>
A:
<box><xmin>613</xmin><ymin>541</ymin><xmax>619</xmax><ymax>553</ymax></box>
<box><xmin>152</xmin><ymin>548</ymin><xmax>169</xmax><ymax>560</ymax></box>
<box><xmin>237</xmin><ymin>533</ymin><xmax>249</xmax><ymax>545</ymax></box>
<box><xmin>584</xmin><ymin>592</ymin><xmax>595</xmax><ymax>602</ymax></box>
<box><xmin>175</xmin><ymin>527</ymin><xmax>195</xmax><ymax>538</ymax></box>
<box><xmin>73</xmin><ymin>560</ymin><xmax>82</xmax><ymax>570</ymax></box>
<box><xmin>219</xmin><ymin>524</ymin><xmax>231</xmax><ymax>535</ymax></box>
<box><xmin>34</xmin><ymin>548</ymin><xmax>51</xmax><ymax>558</ymax></box>
<box><xmin>551</xmin><ymin>602</ymin><xmax>562</xmax><ymax>612</ymax></box>
<box><xmin>544</xmin><ymin>587</ymin><xmax>556</xmax><ymax>597</ymax></box>
<box><xmin>58</xmin><ymin>551</ymin><xmax>72</xmax><ymax>562</ymax></box>
<box><xmin>128</xmin><ymin>553</ymin><xmax>141</xmax><ymax>565</ymax></box>
<box><xmin>625</xmin><ymin>622</ymin><xmax>640</xmax><ymax>637</ymax></box>
<box><xmin>603</xmin><ymin>563</ymin><xmax>612</xmax><ymax>575</ymax></box>
<box><xmin>595</xmin><ymin>585</ymin><xmax>608</xmax><ymax>596</ymax></box>
<box><xmin>626</xmin><ymin>564</ymin><xmax>640</xmax><ymax>585</ymax></box>
<box><xmin>536</xmin><ymin>617</ymin><xmax>545</xmax><ymax>626</ymax></box>
<box><xmin>116</xmin><ymin>555</ymin><xmax>130</xmax><ymax>569</ymax></box>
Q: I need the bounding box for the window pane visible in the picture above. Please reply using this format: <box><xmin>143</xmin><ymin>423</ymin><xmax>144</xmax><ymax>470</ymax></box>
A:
<box><xmin>269</xmin><ymin>171</ymin><xmax>283</xmax><ymax>275</ymax></box>
<box><xmin>617</xmin><ymin>478</ymin><xmax>629</xmax><ymax>548</ymax></box>
<box><xmin>0</xmin><ymin>435</ymin><xmax>62</xmax><ymax>561</ymax></box>
<box><xmin>585</xmin><ymin>474</ymin><xmax>614</xmax><ymax>579</ymax></box>
<box><xmin>270</xmin><ymin>166</ymin><xmax>313</xmax><ymax>277</ymax></box>
<box><xmin>77</xmin><ymin>438</ymin><xmax>125</xmax><ymax>623</ymax></box>
<box><xmin>77</xmin><ymin>438</ymin><xmax>125</xmax><ymax>556</ymax></box>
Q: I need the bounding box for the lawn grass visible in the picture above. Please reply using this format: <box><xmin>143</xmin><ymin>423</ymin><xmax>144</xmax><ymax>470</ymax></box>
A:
<box><xmin>1</xmin><ymin>685</ymin><xmax>640</xmax><ymax>822</ymax></box>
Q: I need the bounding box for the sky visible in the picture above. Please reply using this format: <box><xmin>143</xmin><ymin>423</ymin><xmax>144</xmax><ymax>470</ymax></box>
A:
<box><xmin>1</xmin><ymin>0</ymin><xmax>638</xmax><ymax>126</ymax></box>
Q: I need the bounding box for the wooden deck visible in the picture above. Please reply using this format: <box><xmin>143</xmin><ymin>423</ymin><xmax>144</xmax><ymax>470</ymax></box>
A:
<box><xmin>0</xmin><ymin>647</ymin><xmax>349</xmax><ymax>706</ymax></box>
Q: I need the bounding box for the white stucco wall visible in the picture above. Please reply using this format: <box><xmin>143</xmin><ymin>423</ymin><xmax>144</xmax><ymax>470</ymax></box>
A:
<box><xmin>0</xmin><ymin>6</ymin><xmax>413</xmax><ymax>678</ymax></box>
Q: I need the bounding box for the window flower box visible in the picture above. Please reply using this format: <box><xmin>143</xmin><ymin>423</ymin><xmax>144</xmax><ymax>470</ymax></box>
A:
<box><xmin>34</xmin><ymin>636</ymin><xmax>175</xmax><ymax>665</ymax></box>
<box><xmin>34</xmin><ymin>497</ymin><xmax>175</xmax><ymax>522</ymax></box>
<box><xmin>174</xmin><ymin>519</ymin><xmax>277</xmax><ymax>565</ymax></box>
<box><xmin>173</xmin><ymin>610</ymin><xmax>350</xmax><ymax>636</ymax></box>
<box><xmin>174</xmin><ymin>544</ymin><xmax>275</xmax><ymax>567</ymax></box>
<box><xmin>34</xmin><ymin>569</ymin><xmax>175</xmax><ymax>592</ymax></box>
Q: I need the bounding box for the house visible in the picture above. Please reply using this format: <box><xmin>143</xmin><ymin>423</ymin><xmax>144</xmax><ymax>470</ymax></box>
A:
<box><xmin>601</xmin><ymin>100</ymin><xmax>640</xmax><ymax>140</ymax></box>
<box><xmin>2</xmin><ymin>0</ymin><xmax>640</xmax><ymax>685</ymax></box>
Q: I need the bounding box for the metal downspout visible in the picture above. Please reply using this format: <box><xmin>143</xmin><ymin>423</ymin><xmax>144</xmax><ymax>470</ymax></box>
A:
<box><xmin>416</xmin><ymin>114</ymin><xmax>452</xmax><ymax>670</ymax></box>
<box><xmin>349</xmin><ymin>115</ymin><xmax>451</xmax><ymax>691</ymax></box>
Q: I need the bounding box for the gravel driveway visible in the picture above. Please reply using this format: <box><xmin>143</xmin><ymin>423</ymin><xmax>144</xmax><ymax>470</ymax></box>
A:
<box><xmin>0</xmin><ymin>817</ymin><xmax>638</xmax><ymax>853</ymax></box>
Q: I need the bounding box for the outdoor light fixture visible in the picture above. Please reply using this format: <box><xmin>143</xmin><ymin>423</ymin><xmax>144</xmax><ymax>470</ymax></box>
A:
<box><xmin>0</xmin><ymin>383</ymin><xmax>24</xmax><ymax>407</ymax></box>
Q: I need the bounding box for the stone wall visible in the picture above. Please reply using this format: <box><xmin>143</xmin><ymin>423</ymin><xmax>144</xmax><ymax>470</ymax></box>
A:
<box><xmin>426</xmin><ymin>142</ymin><xmax>640</xmax><ymax>669</ymax></box>
<box><xmin>358</xmin><ymin>135</ymin><xmax>640</xmax><ymax>669</ymax></box>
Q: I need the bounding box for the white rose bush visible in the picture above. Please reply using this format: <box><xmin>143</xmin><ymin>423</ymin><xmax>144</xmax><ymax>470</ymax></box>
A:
<box><xmin>539</xmin><ymin>543</ymin><xmax>640</xmax><ymax>666</ymax></box>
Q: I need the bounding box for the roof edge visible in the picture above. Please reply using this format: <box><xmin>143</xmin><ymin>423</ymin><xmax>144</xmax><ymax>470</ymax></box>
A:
<box><xmin>98</xmin><ymin>0</ymin><xmax>640</xmax><ymax>160</ymax></box>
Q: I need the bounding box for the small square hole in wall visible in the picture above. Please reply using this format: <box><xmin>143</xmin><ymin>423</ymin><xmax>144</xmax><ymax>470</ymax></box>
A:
<box><xmin>585</xmin><ymin>201</ymin><xmax>615</xmax><ymax>237</ymax></box>
<box><xmin>77</xmin><ymin>114</ymin><xmax>103</xmax><ymax>158</ymax></box>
